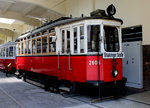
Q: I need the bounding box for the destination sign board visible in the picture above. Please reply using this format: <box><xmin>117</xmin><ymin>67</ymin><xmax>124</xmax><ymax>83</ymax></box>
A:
<box><xmin>103</xmin><ymin>52</ymin><xmax>124</xmax><ymax>58</ymax></box>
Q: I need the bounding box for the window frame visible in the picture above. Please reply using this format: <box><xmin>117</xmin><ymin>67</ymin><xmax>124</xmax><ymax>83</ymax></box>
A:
<box><xmin>102</xmin><ymin>24</ymin><xmax>122</xmax><ymax>53</ymax></box>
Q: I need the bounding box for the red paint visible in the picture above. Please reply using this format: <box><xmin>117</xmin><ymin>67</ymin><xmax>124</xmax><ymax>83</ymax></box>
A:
<box><xmin>100</xmin><ymin>57</ymin><xmax>122</xmax><ymax>82</ymax></box>
<box><xmin>0</xmin><ymin>59</ymin><xmax>16</xmax><ymax>71</ymax></box>
<box><xmin>16</xmin><ymin>55</ymin><xmax>122</xmax><ymax>83</ymax></box>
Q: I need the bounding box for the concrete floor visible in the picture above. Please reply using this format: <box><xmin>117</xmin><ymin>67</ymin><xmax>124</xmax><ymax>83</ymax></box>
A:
<box><xmin>0</xmin><ymin>72</ymin><xmax>150</xmax><ymax>108</ymax></box>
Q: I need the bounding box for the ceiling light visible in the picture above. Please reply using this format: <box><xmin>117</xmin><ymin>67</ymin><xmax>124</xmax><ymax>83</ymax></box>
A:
<box><xmin>0</xmin><ymin>18</ymin><xmax>15</xmax><ymax>24</ymax></box>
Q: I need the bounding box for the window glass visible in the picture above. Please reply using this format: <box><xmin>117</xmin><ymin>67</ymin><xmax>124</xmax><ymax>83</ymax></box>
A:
<box><xmin>9</xmin><ymin>47</ymin><xmax>13</xmax><ymax>57</ymax></box>
<box><xmin>18</xmin><ymin>42</ymin><xmax>21</xmax><ymax>55</ymax></box>
<box><xmin>6</xmin><ymin>48</ymin><xmax>9</xmax><ymax>57</ymax></box>
<box><xmin>14</xmin><ymin>47</ymin><xmax>16</xmax><ymax>57</ymax></box>
<box><xmin>67</xmin><ymin>30</ymin><xmax>70</xmax><ymax>53</ymax></box>
<box><xmin>37</xmin><ymin>38</ymin><xmax>41</xmax><ymax>53</ymax></box>
<box><xmin>74</xmin><ymin>27</ymin><xmax>77</xmax><ymax>53</ymax></box>
<box><xmin>80</xmin><ymin>26</ymin><xmax>84</xmax><ymax>53</ymax></box>
<box><xmin>62</xmin><ymin>30</ymin><xmax>65</xmax><ymax>53</ymax></box>
<box><xmin>2</xmin><ymin>48</ymin><xmax>5</xmax><ymax>57</ymax></box>
<box><xmin>49</xmin><ymin>36</ymin><xmax>56</xmax><ymax>52</ymax></box>
<box><xmin>104</xmin><ymin>26</ymin><xmax>119</xmax><ymax>52</ymax></box>
<box><xmin>42</xmin><ymin>37</ymin><xmax>47</xmax><ymax>53</ymax></box>
<box><xmin>32</xmin><ymin>39</ymin><xmax>36</xmax><ymax>54</ymax></box>
<box><xmin>21</xmin><ymin>42</ymin><xmax>24</xmax><ymax>54</ymax></box>
<box><xmin>0</xmin><ymin>48</ymin><xmax>2</xmax><ymax>56</ymax></box>
<box><xmin>87</xmin><ymin>25</ymin><xmax>100</xmax><ymax>52</ymax></box>
<box><xmin>24</xmin><ymin>40</ymin><xmax>27</xmax><ymax>54</ymax></box>
<box><xmin>28</xmin><ymin>40</ymin><xmax>31</xmax><ymax>54</ymax></box>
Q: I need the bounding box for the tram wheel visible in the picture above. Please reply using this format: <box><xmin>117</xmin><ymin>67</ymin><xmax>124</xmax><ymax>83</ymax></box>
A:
<box><xmin>44</xmin><ymin>78</ymin><xmax>50</xmax><ymax>91</ymax></box>
<box><xmin>22</xmin><ymin>72</ymin><xmax>26</xmax><ymax>82</ymax></box>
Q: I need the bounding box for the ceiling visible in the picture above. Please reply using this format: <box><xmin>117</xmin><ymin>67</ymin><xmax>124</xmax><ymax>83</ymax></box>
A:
<box><xmin>0</xmin><ymin>0</ymin><xmax>64</xmax><ymax>26</ymax></box>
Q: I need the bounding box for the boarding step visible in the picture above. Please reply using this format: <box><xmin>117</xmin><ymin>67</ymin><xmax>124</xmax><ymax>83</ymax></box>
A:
<box><xmin>26</xmin><ymin>79</ymin><xmax>45</xmax><ymax>88</ymax></box>
<box><xmin>59</xmin><ymin>87</ymin><xmax>70</xmax><ymax>92</ymax></box>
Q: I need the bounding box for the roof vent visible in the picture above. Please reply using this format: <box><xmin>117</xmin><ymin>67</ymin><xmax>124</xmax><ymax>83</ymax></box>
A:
<box><xmin>90</xmin><ymin>9</ymin><xmax>107</xmax><ymax>17</ymax></box>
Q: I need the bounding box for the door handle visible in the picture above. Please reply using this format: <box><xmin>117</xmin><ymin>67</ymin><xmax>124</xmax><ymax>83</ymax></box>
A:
<box><xmin>68</xmin><ymin>52</ymin><xmax>72</xmax><ymax>71</ymax></box>
<box><xmin>58</xmin><ymin>51</ymin><xmax>60</xmax><ymax>70</ymax></box>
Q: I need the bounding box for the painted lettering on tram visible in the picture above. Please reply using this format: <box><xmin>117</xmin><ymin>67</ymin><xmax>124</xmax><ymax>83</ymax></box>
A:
<box><xmin>89</xmin><ymin>60</ymin><xmax>100</xmax><ymax>66</ymax></box>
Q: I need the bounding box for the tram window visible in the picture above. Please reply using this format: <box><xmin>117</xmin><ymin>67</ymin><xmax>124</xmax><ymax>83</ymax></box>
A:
<box><xmin>9</xmin><ymin>47</ymin><xmax>13</xmax><ymax>57</ymax></box>
<box><xmin>104</xmin><ymin>26</ymin><xmax>119</xmax><ymax>52</ymax></box>
<box><xmin>67</xmin><ymin>30</ymin><xmax>70</xmax><ymax>53</ymax></box>
<box><xmin>14</xmin><ymin>47</ymin><xmax>16</xmax><ymax>57</ymax></box>
<box><xmin>24</xmin><ymin>41</ymin><xmax>28</xmax><ymax>54</ymax></box>
<box><xmin>32</xmin><ymin>39</ymin><xmax>36</xmax><ymax>54</ymax></box>
<box><xmin>37</xmin><ymin>33</ymin><xmax>40</xmax><ymax>37</ymax></box>
<box><xmin>2</xmin><ymin>48</ymin><xmax>5</xmax><ymax>57</ymax></box>
<box><xmin>37</xmin><ymin>38</ymin><xmax>41</xmax><ymax>53</ymax></box>
<box><xmin>32</xmin><ymin>35</ymin><xmax>35</xmax><ymax>38</ymax></box>
<box><xmin>49</xmin><ymin>36</ymin><xmax>56</xmax><ymax>52</ymax></box>
<box><xmin>80</xmin><ymin>26</ymin><xmax>84</xmax><ymax>53</ymax></box>
<box><xmin>0</xmin><ymin>49</ymin><xmax>2</xmax><ymax>56</ymax></box>
<box><xmin>21</xmin><ymin>42</ymin><xmax>24</xmax><ymax>54</ymax></box>
<box><xmin>62</xmin><ymin>30</ymin><xmax>65</xmax><ymax>53</ymax></box>
<box><xmin>1</xmin><ymin>48</ymin><xmax>2</xmax><ymax>57</ymax></box>
<box><xmin>87</xmin><ymin>25</ymin><xmax>100</xmax><ymax>52</ymax></box>
<box><xmin>74</xmin><ymin>27</ymin><xmax>77</xmax><ymax>53</ymax></box>
<box><xmin>6</xmin><ymin>48</ymin><xmax>9</xmax><ymax>57</ymax></box>
<box><xmin>28</xmin><ymin>40</ymin><xmax>31</xmax><ymax>54</ymax></box>
<box><xmin>42</xmin><ymin>31</ymin><xmax>47</xmax><ymax>35</ymax></box>
<box><xmin>0</xmin><ymin>48</ymin><xmax>2</xmax><ymax>56</ymax></box>
<box><xmin>1</xmin><ymin>49</ymin><xmax>2</xmax><ymax>56</ymax></box>
<box><xmin>42</xmin><ymin>37</ymin><xmax>47</xmax><ymax>53</ymax></box>
<box><xmin>18</xmin><ymin>43</ymin><xmax>21</xmax><ymax>55</ymax></box>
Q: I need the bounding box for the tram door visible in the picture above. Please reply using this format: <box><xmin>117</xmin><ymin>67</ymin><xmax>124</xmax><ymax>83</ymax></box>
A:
<box><xmin>60</xmin><ymin>28</ymin><xmax>72</xmax><ymax>81</ymax></box>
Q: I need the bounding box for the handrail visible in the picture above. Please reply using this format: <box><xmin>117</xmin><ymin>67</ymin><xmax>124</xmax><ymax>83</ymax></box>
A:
<box><xmin>58</xmin><ymin>51</ymin><xmax>60</xmax><ymax>70</ymax></box>
<box><xmin>68</xmin><ymin>52</ymin><xmax>72</xmax><ymax>71</ymax></box>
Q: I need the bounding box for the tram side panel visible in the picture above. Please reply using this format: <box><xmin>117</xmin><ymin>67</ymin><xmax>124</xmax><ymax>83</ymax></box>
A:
<box><xmin>42</xmin><ymin>56</ymin><xmax>58</xmax><ymax>77</ymax></box>
<box><xmin>0</xmin><ymin>59</ymin><xmax>16</xmax><ymax>71</ymax></box>
<box><xmin>31</xmin><ymin>56</ymin><xmax>42</xmax><ymax>73</ymax></box>
<box><xmin>17</xmin><ymin>55</ymin><xmax>123</xmax><ymax>83</ymax></box>
<box><xmin>0</xmin><ymin>59</ymin><xmax>5</xmax><ymax>70</ymax></box>
<box><xmin>17</xmin><ymin>55</ymin><xmax>87</xmax><ymax>83</ymax></box>
<box><xmin>86</xmin><ymin>56</ymin><xmax>99</xmax><ymax>81</ymax></box>
<box><xmin>71</xmin><ymin>56</ymin><xmax>86</xmax><ymax>83</ymax></box>
<box><xmin>17</xmin><ymin>57</ymin><xmax>30</xmax><ymax>72</ymax></box>
<box><xmin>5</xmin><ymin>59</ymin><xmax>16</xmax><ymax>71</ymax></box>
<box><xmin>17</xmin><ymin>56</ymin><xmax>58</xmax><ymax>77</ymax></box>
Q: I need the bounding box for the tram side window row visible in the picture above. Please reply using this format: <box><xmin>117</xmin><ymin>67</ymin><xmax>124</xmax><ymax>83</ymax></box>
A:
<box><xmin>17</xmin><ymin>31</ymin><xmax>56</xmax><ymax>55</ymax></box>
<box><xmin>0</xmin><ymin>46</ymin><xmax>15</xmax><ymax>58</ymax></box>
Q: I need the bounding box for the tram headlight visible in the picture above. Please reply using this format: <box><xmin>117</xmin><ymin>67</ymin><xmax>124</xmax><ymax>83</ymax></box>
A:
<box><xmin>112</xmin><ymin>70</ymin><xmax>118</xmax><ymax>77</ymax></box>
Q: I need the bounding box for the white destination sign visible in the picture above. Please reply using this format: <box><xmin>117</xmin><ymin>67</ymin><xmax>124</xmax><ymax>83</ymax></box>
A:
<box><xmin>103</xmin><ymin>52</ymin><xmax>124</xmax><ymax>58</ymax></box>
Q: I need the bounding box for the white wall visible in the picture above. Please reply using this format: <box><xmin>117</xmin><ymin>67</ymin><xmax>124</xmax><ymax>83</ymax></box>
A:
<box><xmin>65</xmin><ymin>0</ymin><xmax>150</xmax><ymax>45</ymax></box>
<box><xmin>66</xmin><ymin>0</ymin><xmax>93</xmax><ymax>17</ymax></box>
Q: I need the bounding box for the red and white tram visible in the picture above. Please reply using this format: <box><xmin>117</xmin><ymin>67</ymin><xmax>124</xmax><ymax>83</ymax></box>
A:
<box><xmin>16</xmin><ymin>8</ymin><xmax>126</xmax><ymax>97</ymax></box>
<box><xmin>0</xmin><ymin>42</ymin><xmax>16</xmax><ymax>73</ymax></box>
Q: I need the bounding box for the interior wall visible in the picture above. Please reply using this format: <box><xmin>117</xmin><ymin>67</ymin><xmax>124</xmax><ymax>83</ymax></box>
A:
<box><xmin>65</xmin><ymin>0</ymin><xmax>150</xmax><ymax>45</ymax></box>
<box><xmin>65</xmin><ymin>0</ymin><xmax>93</xmax><ymax>17</ymax></box>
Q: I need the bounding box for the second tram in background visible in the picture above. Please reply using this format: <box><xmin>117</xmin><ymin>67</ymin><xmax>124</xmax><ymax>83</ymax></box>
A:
<box><xmin>16</xmin><ymin>5</ymin><xmax>126</xmax><ymax>98</ymax></box>
<box><xmin>0</xmin><ymin>42</ymin><xmax>16</xmax><ymax>73</ymax></box>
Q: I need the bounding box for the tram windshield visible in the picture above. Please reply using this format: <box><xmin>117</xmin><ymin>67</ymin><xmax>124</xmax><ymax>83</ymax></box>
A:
<box><xmin>104</xmin><ymin>26</ymin><xmax>120</xmax><ymax>52</ymax></box>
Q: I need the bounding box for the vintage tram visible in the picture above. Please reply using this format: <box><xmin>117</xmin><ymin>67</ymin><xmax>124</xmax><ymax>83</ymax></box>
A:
<box><xmin>0</xmin><ymin>42</ymin><xmax>16</xmax><ymax>73</ymax></box>
<box><xmin>16</xmin><ymin>7</ymin><xmax>126</xmax><ymax>97</ymax></box>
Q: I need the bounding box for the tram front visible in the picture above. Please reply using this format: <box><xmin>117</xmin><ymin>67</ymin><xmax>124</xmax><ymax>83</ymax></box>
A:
<box><xmin>100</xmin><ymin>22</ymin><xmax>124</xmax><ymax>83</ymax></box>
<box><xmin>86</xmin><ymin>19</ymin><xmax>125</xmax><ymax>85</ymax></box>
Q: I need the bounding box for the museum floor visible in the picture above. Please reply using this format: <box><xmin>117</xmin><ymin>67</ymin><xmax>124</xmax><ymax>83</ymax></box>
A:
<box><xmin>0</xmin><ymin>72</ymin><xmax>149</xmax><ymax>108</ymax></box>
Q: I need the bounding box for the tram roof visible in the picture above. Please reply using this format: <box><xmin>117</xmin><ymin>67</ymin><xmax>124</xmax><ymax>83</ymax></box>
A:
<box><xmin>0</xmin><ymin>41</ymin><xmax>16</xmax><ymax>47</ymax></box>
<box><xmin>17</xmin><ymin>16</ymin><xmax>123</xmax><ymax>40</ymax></box>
